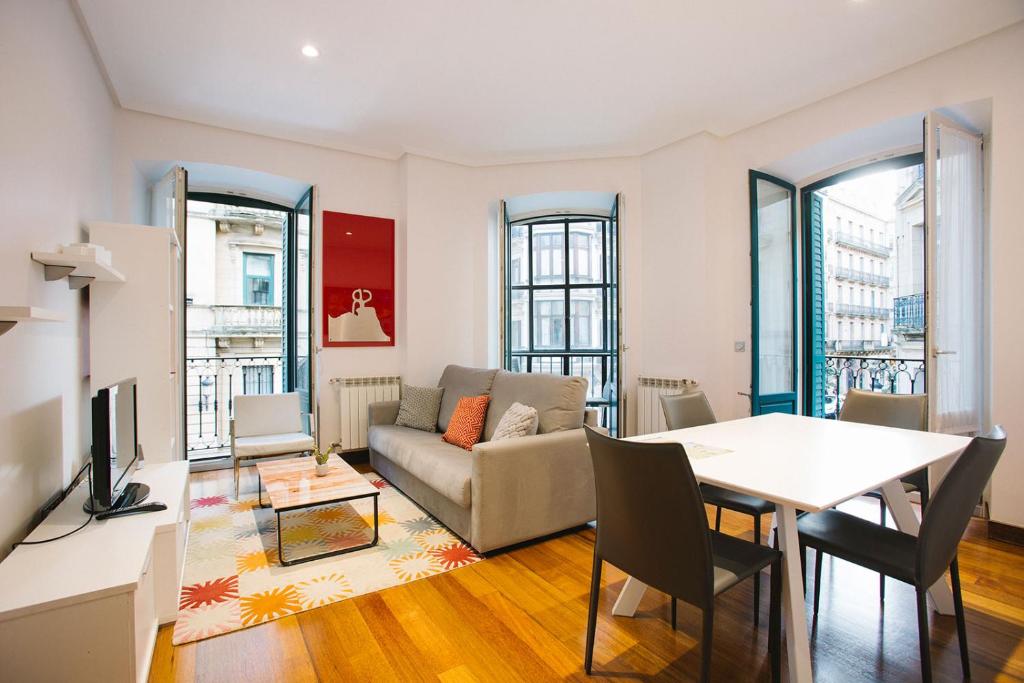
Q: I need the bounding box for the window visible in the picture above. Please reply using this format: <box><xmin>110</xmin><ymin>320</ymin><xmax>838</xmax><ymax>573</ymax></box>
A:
<box><xmin>243</xmin><ymin>252</ymin><xmax>274</xmax><ymax>306</ymax></box>
<box><xmin>505</xmin><ymin>216</ymin><xmax>616</xmax><ymax>429</ymax></box>
<box><xmin>243</xmin><ymin>365</ymin><xmax>273</xmax><ymax>394</ymax></box>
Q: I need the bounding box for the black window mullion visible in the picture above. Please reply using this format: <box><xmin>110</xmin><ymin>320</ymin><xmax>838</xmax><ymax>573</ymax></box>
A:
<box><xmin>563</xmin><ymin>219</ymin><xmax>570</xmax><ymax>355</ymax></box>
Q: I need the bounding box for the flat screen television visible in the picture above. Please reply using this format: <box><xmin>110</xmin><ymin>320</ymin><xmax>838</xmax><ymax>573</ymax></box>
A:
<box><xmin>85</xmin><ymin>378</ymin><xmax>148</xmax><ymax>512</ymax></box>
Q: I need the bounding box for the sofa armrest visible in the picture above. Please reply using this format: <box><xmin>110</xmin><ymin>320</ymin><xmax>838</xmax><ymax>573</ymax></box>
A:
<box><xmin>470</xmin><ymin>429</ymin><xmax>596</xmax><ymax>552</ymax></box>
<box><xmin>368</xmin><ymin>400</ymin><xmax>401</xmax><ymax>427</ymax></box>
<box><xmin>584</xmin><ymin>408</ymin><xmax>599</xmax><ymax>427</ymax></box>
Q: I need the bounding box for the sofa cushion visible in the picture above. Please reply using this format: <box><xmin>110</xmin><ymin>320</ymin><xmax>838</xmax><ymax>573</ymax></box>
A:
<box><xmin>436</xmin><ymin>365</ymin><xmax>498</xmax><ymax>432</ymax></box>
<box><xmin>234</xmin><ymin>432</ymin><xmax>315</xmax><ymax>458</ymax></box>
<box><xmin>442</xmin><ymin>395</ymin><xmax>490</xmax><ymax>450</ymax></box>
<box><xmin>484</xmin><ymin>371</ymin><xmax>588</xmax><ymax>440</ymax></box>
<box><xmin>395</xmin><ymin>385</ymin><xmax>444</xmax><ymax>432</ymax></box>
<box><xmin>368</xmin><ymin>425</ymin><xmax>473</xmax><ymax>508</ymax></box>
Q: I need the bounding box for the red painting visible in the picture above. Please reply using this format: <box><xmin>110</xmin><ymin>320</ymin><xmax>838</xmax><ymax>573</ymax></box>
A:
<box><xmin>322</xmin><ymin>211</ymin><xmax>395</xmax><ymax>347</ymax></box>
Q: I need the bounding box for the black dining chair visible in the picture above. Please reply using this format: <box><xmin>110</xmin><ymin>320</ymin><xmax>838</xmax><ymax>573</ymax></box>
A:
<box><xmin>583</xmin><ymin>425</ymin><xmax>782</xmax><ymax>682</ymax></box>
<box><xmin>797</xmin><ymin>426</ymin><xmax>1006</xmax><ymax>682</ymax></box>
<box><xmin>826</xmin><ymin>388</ymin><xmax>929</xmax><ymax>604</ymax></box>
<box><xmin>660</xmin><ymin>391</ymin><xmax>776</xmax><ymax>625</ymax></box>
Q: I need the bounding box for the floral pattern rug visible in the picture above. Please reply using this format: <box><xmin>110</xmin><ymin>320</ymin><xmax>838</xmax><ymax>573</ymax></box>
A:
<box><xmin>173</xmin><ymin>471</ymin><xmax>481</xmax><ymax>644</ymax></box>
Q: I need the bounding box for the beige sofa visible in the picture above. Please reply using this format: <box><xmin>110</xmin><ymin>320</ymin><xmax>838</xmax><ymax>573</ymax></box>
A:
<box><xmin>367</xmin><ymin>365</ymin><xmax>598</xmax><ymax>553</ymax></box>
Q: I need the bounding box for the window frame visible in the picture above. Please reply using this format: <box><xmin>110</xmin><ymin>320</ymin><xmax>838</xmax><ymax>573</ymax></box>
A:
<box><xmin>242</xmin><ymin>252</ymin><xmax>275</xmax><ymax>306</ymax></box>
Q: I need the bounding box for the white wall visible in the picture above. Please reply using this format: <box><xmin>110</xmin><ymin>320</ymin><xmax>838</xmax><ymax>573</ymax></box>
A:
<box><xmin>0</xmin><ymin>0</ymin><xmax>115</xmax><ymax>558</ymax></box>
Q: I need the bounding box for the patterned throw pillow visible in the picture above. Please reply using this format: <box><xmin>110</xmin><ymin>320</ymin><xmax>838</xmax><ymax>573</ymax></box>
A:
<box><xmin>442</xmin><ymin>395</ymin><xmax>491</xmax><ymax>450</ymax></box>
<box><xmin>395</xmin><ymin>385</ymin><xmax>444</xmax><ymax>432</ymax></box>
<box><xmin>491</xmin><ymin>402</ymin><xmax>539</xmax><ymax>441</ymax></box>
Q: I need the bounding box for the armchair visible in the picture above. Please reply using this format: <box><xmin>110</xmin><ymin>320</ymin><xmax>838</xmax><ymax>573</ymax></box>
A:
<box><xmin>230</xmin><ymin>392</ymin><xmax>316</xmax><ymax>498</ymax></box>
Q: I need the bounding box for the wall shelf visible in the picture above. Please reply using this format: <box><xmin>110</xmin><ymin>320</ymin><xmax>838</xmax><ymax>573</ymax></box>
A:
<box><xmin>31</xmin><ymin>245</ymin><xmax>126</xmax><ymax>290</ymax></box>
<box><xmin>0</xmin><ymin>306</ymin><xmax>65</xmax><ymax>337</ymax></box>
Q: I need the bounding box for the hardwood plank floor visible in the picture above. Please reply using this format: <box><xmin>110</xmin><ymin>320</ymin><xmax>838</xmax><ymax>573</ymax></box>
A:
<box><xmin>152</xmin><ymin>467</ymin><xmax>1024</xmax><ymax>682</ymax></box>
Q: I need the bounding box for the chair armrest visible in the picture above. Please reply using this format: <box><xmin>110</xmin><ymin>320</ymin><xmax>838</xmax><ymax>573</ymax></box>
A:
<box><xmin>368</xmin><ymin>400</ymin><xmax>401</xmax><ymax>427</ymax></box>
<box><xmin>584</xmin><ymin>408</ymin><xmax>599</xmax><ymax>427</ymax></box>
<box><xmin>470</xmin><ymin>429</ymin><xmax>596</xmax><ymax>552</ymax></box>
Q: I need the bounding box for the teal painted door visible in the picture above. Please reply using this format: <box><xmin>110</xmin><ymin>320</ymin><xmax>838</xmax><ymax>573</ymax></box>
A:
<box><xmin>804</xmin><ymin>192</ymin><xmax>826</xmax><ymax>416</ymax></box>
<box><xmin>749</xmin><ymin>171</ymin><xmax>798</xmax><ymax>415</ymax></box>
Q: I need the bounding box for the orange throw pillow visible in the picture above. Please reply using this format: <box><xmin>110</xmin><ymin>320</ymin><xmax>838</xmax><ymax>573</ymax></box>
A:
<box><xmin>443</xmin><ymin>395</ymin><xmax>491</xmax><ymax>450</ymax></box>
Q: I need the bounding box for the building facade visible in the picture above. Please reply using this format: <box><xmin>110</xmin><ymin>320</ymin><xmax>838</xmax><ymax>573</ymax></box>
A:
<box><xmin>185</xmin><ymin>200</ymin><xmax>286</xmax><ymax>455</ymax></box>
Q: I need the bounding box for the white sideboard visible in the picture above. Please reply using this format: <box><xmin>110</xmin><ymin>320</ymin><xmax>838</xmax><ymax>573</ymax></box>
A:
<box><xmin>0</xmin><ymin>462</ymin><xmax>189</xmax><ymax>683</ymax></box>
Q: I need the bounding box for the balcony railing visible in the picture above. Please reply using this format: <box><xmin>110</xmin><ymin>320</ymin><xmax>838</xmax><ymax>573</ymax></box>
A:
<box><xmin>824</xmin><ymin>355</ymin><xmax>925</xmax><ymax>418</ymax></box>
<box><xmin>894</xmin><ymin>293</ymin><xmax>925</xmax><ymax>331</ymax></box>
<box><xmin>186</xmin><ymin>355</ymin><xmax>283</xmax><ymax>456</ymax></box>
<box><xmin>829</xmin><ymin>303</ymin><xmax>891</xmax><ymax>319</ymax></box>
<box><xmin>832</xmin><ymin>266</ymin><xmax>890</xmax><ymax>288</ymax></box>
<box><xmin>833</xmin><ymin>231</ymin><xmax>892</xmax><ymax>257</ymax></box>
<box><xmin>188</xmin><ymin>304</ymin><xmax>283</xmax><ymax>337</ymax></box>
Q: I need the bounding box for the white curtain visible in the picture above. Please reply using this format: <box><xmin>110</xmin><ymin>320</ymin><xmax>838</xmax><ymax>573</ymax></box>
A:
<box><xmin>931</xmin><ymin>123</ymin><xmax>983</xmax><ymax>434</ymax></box>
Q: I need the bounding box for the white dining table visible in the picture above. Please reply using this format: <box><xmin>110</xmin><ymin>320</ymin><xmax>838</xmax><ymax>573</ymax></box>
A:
<box><xmin>615</xmin><ymin>412</ymin><xmax>971</xmax><ymax>683</ymax></box>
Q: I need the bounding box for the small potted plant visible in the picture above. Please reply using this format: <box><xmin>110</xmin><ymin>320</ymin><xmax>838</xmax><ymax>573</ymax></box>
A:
<box><xmin>312</xmin><ymin>444</ymin><xmax>336</xmax><ymax>477</ymax></box>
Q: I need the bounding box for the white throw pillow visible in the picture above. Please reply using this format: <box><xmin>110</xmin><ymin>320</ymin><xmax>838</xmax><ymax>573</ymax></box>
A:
<box><xmin>491</xmin><ymin>402</ymin><xmax>539</xmax><ymax>441</ymax></box>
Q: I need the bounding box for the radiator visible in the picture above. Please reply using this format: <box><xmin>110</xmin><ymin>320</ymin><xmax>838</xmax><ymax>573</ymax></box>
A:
<box><xmin>636</xmin><ymin>376</ymin><xmax>699</xmax><ymax>434</ymax></box>
<box><xmin>332</xmin><ymin>376</ymin><xmax>401</xmax><ymax>451</ymax></box>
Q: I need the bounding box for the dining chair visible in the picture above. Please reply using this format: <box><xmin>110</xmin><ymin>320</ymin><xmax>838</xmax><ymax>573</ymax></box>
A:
<box><xmin>660</xmin><ymin>391</ymin><xmax>776</xmax><ymax>625</ymax></box>
<box><xmin>583</xmin><ymin>426</ymin><xmax>782</xmax><ymax>682</ymax></box>
<box><xmin>231</xmin><ymin>392</ymin><xmax>316</xmax><ymax>498</ymax></box>
<box><xmin>827</xmin><ymin>388</ymin><xmax>928</xmax><ymax>603</ymax></box>
<box><xmin>797</xmin><ymin>426</ymin><xmax>1006</xmax><ymax>682</ymax></box>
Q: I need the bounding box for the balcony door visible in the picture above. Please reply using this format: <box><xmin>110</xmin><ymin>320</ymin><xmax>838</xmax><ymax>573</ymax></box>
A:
<box><xmin>749</xmin><ymin>171</ymin><xmax>798</xmax><ymax>415</ymax></box>
<box><xmin>182</xmin><ymin>190</ymin><xmax>314</xmax><ymax>465</ymax></box>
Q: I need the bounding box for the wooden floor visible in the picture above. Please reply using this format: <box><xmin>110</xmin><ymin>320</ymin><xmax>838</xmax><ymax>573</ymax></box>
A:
<box><xmin>151</xmin><ymin>467</ymin><xmax>1024</xmax><ymax>682</ymax></box>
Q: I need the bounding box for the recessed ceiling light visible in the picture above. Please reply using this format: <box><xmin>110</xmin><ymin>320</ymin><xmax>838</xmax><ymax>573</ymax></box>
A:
<box><xmin>301</xmin><ymin>45</ymin><xmax>320</xmax><ymax>58</ymax></box>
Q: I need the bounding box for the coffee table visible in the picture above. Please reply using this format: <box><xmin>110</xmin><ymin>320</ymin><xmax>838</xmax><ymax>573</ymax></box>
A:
<box><xmin>255</xmin><ymin>455</ymin><xmax>380</xmax><ymax>566</ymax></box>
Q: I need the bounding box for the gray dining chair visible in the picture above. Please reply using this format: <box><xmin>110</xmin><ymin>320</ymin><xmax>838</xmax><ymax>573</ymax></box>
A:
<box><xmin>583</xmin><ymin>426</ymin><xmax>782</xmax><ymax>682</ymax></box>
<box><xmin>827</xmin><ymin>388</ymin><xmax>928</xmax><ymax>603</ymax></box>
<box><xmin>660</xmin><ymin>391</ymin><xmax>776</xmax><ymax>625</ymax></box>
<box><xmin>797</xmin><ymin>426</ymin><xmax>1006</xmax><ymax>682</ymax></box>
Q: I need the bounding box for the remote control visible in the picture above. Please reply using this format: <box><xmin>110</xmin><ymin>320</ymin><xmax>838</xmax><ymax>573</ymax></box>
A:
<box><xmin>96</xmin><ymin>502</ymin><xmax>168</xmax><ymax>520</ymax></box>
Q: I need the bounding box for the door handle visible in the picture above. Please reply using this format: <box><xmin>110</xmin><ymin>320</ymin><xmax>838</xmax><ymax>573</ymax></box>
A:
<box><xmin>737</xmin><ymin>391</ymin><xmax>752</xmax><ymax>399</ymax></box>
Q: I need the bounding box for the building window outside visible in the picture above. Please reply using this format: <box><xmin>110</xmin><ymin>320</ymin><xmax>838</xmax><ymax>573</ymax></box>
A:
<box><xmin>243</xmin><ymin>252</ymin><xmax>274</xmax><ymax>306</ymax></box>
<box><xmin>243</xmin><ymin>364</ymin><xmax>274</xmax><ymax>395</ymax></box>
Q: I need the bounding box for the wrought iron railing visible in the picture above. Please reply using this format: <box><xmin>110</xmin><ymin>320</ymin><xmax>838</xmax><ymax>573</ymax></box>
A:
<box><xmin>834</xmin><ymin>231</ymin><xmax>892</xmax><ymax>257</ymax></box>
<box><xmin>832</xmin><ymin>266</ymin><xmax>890</xmax><ymax>288</ymax></box>
<box><xmin>894</xmin><ymin>293</ymin><xmax>925</xmax><ymax>330</ymax></box>
<box><xmin>185</xmin><ymin>355</ymin><xmax>283</xmax><ymax>455</ymax></box>
<box><xmin>824</xmin><ymin>355</ymin><xmax>925</xmax><ymax>418</ymax></box>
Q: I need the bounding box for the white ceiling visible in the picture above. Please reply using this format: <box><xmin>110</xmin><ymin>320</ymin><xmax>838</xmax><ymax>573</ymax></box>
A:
<box><xmin>75</xmin><ymin>0</ymin><xmax>1024</xmax><ymax>166</ymax></box>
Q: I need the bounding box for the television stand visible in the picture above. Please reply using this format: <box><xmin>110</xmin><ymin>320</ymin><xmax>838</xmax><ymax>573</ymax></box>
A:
<box><xmin>83</xmin><ymin>481</ymin><xmax>151</xmax><ymax>513</ymax></box>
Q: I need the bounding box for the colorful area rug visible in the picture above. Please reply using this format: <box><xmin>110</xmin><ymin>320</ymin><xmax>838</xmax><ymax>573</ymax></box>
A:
<box><xmin>172</xmin><ymin>471</ymin><xmax>481</xmax><ymax>644</ymax></box>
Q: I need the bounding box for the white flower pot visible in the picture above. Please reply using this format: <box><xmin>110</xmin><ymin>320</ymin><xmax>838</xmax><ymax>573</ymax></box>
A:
<box><xmin>315</xmin><ymin>462</ymin><xmax>330</xmax><ymax>477</ymax></box>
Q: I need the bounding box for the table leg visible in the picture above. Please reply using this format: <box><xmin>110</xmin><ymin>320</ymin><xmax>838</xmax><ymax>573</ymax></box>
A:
<box><xmin>879</xmin><ymin>479</ymin><xmax>954</xmax><ymax>615</ymax></box>
<box><xmin>611</xmin><ymin>577</ymin><xmax>648</xmax><ymax>617</ymax></box>
<box><xmin>777</xmin><ymin>504</ymin><xmax>813</xmax><ymax>683</ymax></box>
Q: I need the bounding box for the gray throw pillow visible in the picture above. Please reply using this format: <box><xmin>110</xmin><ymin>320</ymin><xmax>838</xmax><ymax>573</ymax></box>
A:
<box><xmin>395</xmin><ymin>385</ymin><xmax>444</xmax><ymax>432</ymax></box>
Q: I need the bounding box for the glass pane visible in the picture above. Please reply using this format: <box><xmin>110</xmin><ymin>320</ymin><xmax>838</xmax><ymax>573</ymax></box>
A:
<box><xmin>756</xmin><ymin>178</ymin><xmax>794</xmax><ymax>394</ymax></box>
<box><xmin>569</xmin><ymin>289</ymin><xmax>603</xmax><ymax>350</ymax></box>
<box><xmin>246</xmin><ymin>254</ymin><xmax>272</xmax><ymax>277</ymax></box>
<box><xmin>570</xmin><ymin>356</ymin><xmax>605</xmax><ymax>401</ymax></box>
<box><xmin>294</xmin><ymin>190</ymin><xmax>312</xmax><ymax>421</ymax></box>
<box><xmin>531</xmin><ymin>224</ymin><xmax>565</xmax><ymax>285</ymax></box>
<box><xmin>509</xmin><ymin>289</ymin><xmax>528</xmax><ymax>351</ymax></box>
<box><xmin>509</xmin><ymin>223</ymin><xmax>528</xmax><ymax>286</ymax></box>
<box><xmin>532</xmin><ymin>290</ymin><xmax>565</xmax><ymax>350</ymax></box>
<box><xmin>569</xmin><ymin>222</ymin><xmax>603</xmax><ymax>284</ymax></box>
